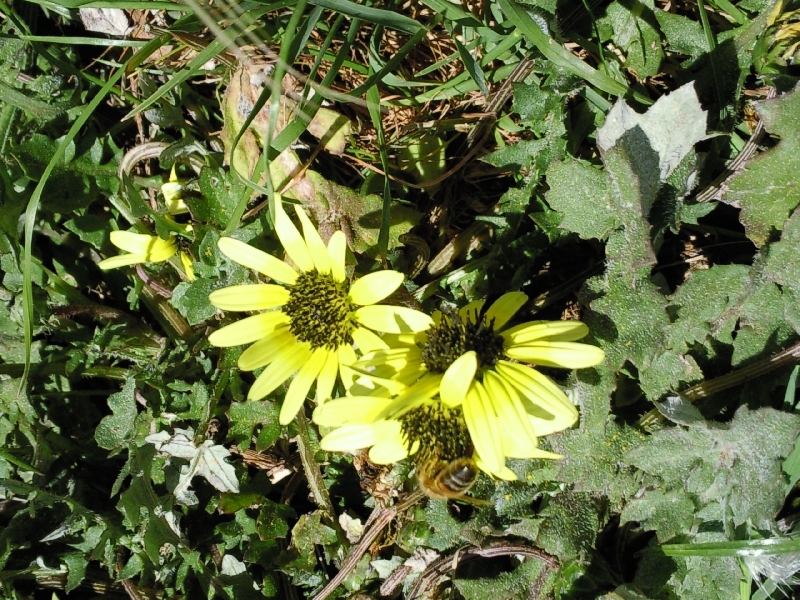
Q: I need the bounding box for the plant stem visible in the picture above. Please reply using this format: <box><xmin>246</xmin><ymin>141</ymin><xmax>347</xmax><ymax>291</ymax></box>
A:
<box><xmin>294</xmin><ymin>411</ymin><xmax>347</xmax><ymax>545</ymax></box>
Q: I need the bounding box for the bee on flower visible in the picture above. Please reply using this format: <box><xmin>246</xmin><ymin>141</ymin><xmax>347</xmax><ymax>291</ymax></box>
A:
<box><xmin>207</xmin><ymin>198</ymin><xmax>433</xmax><ymax>426</ymax></box>
<box><xmin>314</xmin><ymin>292</ymin><xmax>605</xmax><ymax>482</ymax></box>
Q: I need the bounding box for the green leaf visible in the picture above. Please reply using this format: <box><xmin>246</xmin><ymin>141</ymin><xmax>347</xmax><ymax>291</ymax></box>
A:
<box><xmin>63</xmin><ymin>552</ymin><xmax>89</xmax><ymax>593</ymax></box>
<box><xmin>625</xmin><ymin>406</ymin><xmax>800</xmax><ymax>526</ymax></box>
<box><xmin>601</xmin><ymin>0</ymin><xmax>665</xmax><ymax>78</ymax></box>
<box><xmin>422</xmin><ymin>499</ymin><xmax>463</xmax><ymax>551</ymax></box>
<box><xmin>94</xmin><ymin>378</ymin><xmax>137</xmax><ymax>451</ymax></box>
<box><xmin>598</xmin><ymin>83</ymin><xmax>709</xmax><ymax>185</ymax></box>
<box><xmin>655</xmin><ymin>10</ymin><xmax>710</xmax><ymax>60</ymax></box>
<box><xmin>454</xmin><ymin>36</ymin><xmax>488</xmax><ymax>97</ymax></box>
<box><xmin>621</xmin><ymin>490</ymin><xmax>695</xmax><ymax>541</ymax></box>
<box><xmin>227</xmin><ymin>400</ymin><xmax>280</xmax><ymax>451</ymax></box>
<box><xmin>665</xmin><ymin>264</ymin><xmax>749</xmax><ymax>351</ymax></box>
<box><xmin>546</xmin><ymin>159</ymin><xmax>619</xmax><ymax>239</ymax></box>
<box><xmin>64</xmin><ymin>214</ymin><xmax>112</xmax><ymax>250</ymax></box>
<box><xmin>554</xmin><ymin>364</ymin><xmax>643</xmax><ymax>507</ymax></box>
<box><xmin>190</xmin><ymin>166</ymin><xmax>246</xmax><ymax>229</ymax></box>
<box><xmin>456</xmin><ymin>559</ymin><xmax>550</xmax><ymax>600</ymax></box>
<box><xmin>535</xmin><ymin>491</ymin><xmax>601</xmax><ymax>559</ymax></box>
<box><xmin>170</xmin><ymin>279</ymin><xmax>217</xmax><ymax>326</ymax></box>
<box><xmin>726</xmin><ymin>84</ymin><xmax>800</xmax><ymax>245</ymax></box>
<box><xmin>731</xmin><ymin>282</ymin><xmax>795</xmax><ymax>366</ymax></box>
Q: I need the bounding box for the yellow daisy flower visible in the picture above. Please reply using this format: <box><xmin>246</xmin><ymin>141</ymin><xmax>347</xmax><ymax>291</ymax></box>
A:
<box><xmin>207</xmin><ymin>200</ymin><xmax>433</xmax><ymax>425</ymax></box>
<box><xmin>313</xmin><ymin>292</ymin><xmax>605</xmax><ymax>479</ymax></box>
<box><xmin>98</xmin><ymin>230</ymin><xmax>179</xmax><ymax>270</ymax></box>
<box><xmin>98</xmin><ymin>228</ymin><xmax>195</xmax><ymax>281</ymax></box>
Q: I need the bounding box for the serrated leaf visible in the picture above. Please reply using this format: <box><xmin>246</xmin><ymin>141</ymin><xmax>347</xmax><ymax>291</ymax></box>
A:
<box><xmin>422</xmin><ymin>500</ymin><xmax>463</xmax><ymax>551</ymax></box>
<box><xmin>668</xmin><ymin>555</ymin><xmax>740</xmax><ymax>600</ymax></box>
<box><xmin>655</xmin><ymin>11</ymin><xmax>710</xmax><ymax>60</ymax></box>
<box><xmin>731</xmin><ymin>282</ymin><xmax>795</xmax><ymax>366</ymax></box>
<box><xmin>554</xmin><ymin>365</ymin><xmax>643</xmax><ymax>507</ymax></box>
<box><xmin>148</xmin><ymin>428</ymin><xmax>240</xmax><ymax>505</ymax></box>
<box><xmin>601</xmin><ymin>0</ymin><xmax>665</xmax><ymax>78</ymax></box>
<box><xmin>287</xmin><ymin>512</ymin><xmax>337</xmax><ymax>574</ymax></box>
<box><xmin>625</xmin><ymin>406</ymin><xmax>800</xmax><ymax>526</ymax></box>
<box><xmin>95</xmin><ymin>378</ymin><xmax>137</xmax><ymax>451</ymax></box>
<box><xmin>171</xmin><ymin>279</ymin><xmax>217</xmax><ymax>326</ymax></box>
<box><xmin>665</xmin><ymin>264</ymin><xmax>749</xmax><ymax>351</ymax></box>
<box><xmin>546</xmin><ymin>159</ymin><xmax>619</xmax><ymax>239</ymax></box>
<box><xmin>456</xmin><ymin>559</ymin><xmax>548</xmax><ymax>600</ymax></box>
<box><xmin>621</xmin><ymin>490</ymin><xmax>695</xmax><ymax>541</ymax></box>
<box><xmin>63</xmin><ymin>552</ymin><xmax>88</xmax><ymax>593</ymax></box>
<box><xmin>726</xmin><ymin>84</ymin><xmax>800</xmax><ymax>245</ymax></box>
<box><xmin>536</xmin><ymin>491</ymin><xmax>601</xmax><ymax>559</ymax></box>
<box><xmin>227</xmin><ymin>400</ymin><xmax>280</xmax><ymax>451</ymax></box>
<box><xmin>598</xmin><ymin>82</ymin><xmax>709</xmax><ymax>183</ymax></box>
<box><xmin>189</xmin><ymin>167</ymin><xmax>245</xmax><ymax>229</ymax></box>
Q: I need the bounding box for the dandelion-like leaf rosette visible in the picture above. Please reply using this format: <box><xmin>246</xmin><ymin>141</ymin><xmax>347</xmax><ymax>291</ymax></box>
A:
<box><xmin>314</xmin><ymin>292</ymin><xmax>605</xmax><ymax>479</ymax></box>
<box><xmin>208</xmin><ymin>201</ymin><xmax>432</xmax><ymax>425</ymax></box>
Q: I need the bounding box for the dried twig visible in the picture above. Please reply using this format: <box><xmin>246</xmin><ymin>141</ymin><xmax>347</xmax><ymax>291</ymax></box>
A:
<box><xmin>407</xmin><ymin>542</ymin><xmax>559</xmax><ymax>599</ymax></box>
<box><xmin>311</xmin><ymin>490</ymin><xmax>425</xmax><ymax>600</ymax></box>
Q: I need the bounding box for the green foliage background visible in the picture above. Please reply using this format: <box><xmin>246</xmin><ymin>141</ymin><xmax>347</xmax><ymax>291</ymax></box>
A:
<box><xmin>0</xmin><ymin>0</ymin><xmax>800</xmax><ymax>598</ymax></box>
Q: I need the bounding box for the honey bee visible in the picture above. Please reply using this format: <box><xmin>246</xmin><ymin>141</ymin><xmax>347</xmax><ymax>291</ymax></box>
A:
<box><xmin>417</xmin><ymin>456</ymin><xmax>488</xmax><ymax>504</ymax></box>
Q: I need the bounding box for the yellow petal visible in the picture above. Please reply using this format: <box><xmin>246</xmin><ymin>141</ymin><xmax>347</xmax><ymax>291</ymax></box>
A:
<box><xmin>313</xmin><ymin>396</ymin><xmax>396</xmax><ymax>426</ymax></box>
<box><xmin>348</xmin><ymin>372</ymin><xmax>408</xmax><ymax>397</ymax></box>
<box><xmin>294</xmin><ymin>205</ymin><xmax>331</xmax><ymax>274</ymax></box>
<box><xmin>280</xmin><ymin>348</ymin><xmax>327</xmax><ymax>424</ymax></box>
<box><xmin>327</xmin><ymin>231</ymin><xmax>347</xmax><ymax>282</ymax></box>
<box><xmin>369</xmin><ymin>430</ymin><xmax>410</xmax><ymax>463</ymax></box>
<box><xmin>315</xmin><ymin>349</ymin><xmax>340</xmax><ymax>404</ymax></box>
<box><xmin>98</xmin><ymin>253</ymin><xmax>148</xmax><ymax>270</ymax></box>
<box><xmin>458</xmin><ymin>299</ymin><xmax>485</xmax><ymax>321</ymax></box>
<box><xmin>320</xmin><ymin>419</ymin><xmax>402</xmax><ymax>454</ymax></box>
<box><xmin>320</xmin><ymin>424</ymin><xmax>380</xmax><ymax>452</ymax></box>
<box><xmin>107</xmin><ymin>232</ymin><xmax>177</xmax><ymax>263</ymax></box>
<box><xmin>463</xmin><ymin>382</ymin><xmax>504</xmax><ymax>474</ymax></box>
<box><xmin>209</xmin><ymin>284</ymin><xmax>290</xmax><ymax>311</ymax></box>
<box><xmin>354</xmin><ymin>305</ymin><xmax>433</xmax><ymax>334</ymax></box>
<box><xmin>338</xmin><ymin>343</ymin><xmax>357</xmax><ymax>366</ymax></box>
<box><xmin>208</xmin><ymin>312</ymin><xmax>290</xmax><ymax>347</ymax></box>
<box><xmin>483</xmin><ymin>292</ymin><xmax>528</xmax><ymax>330</ymax></box>
<box><xmin>475</xmin><ymin>457</ymin><xmax>518</xmax><ymax>480</ymax></box>
<box><xmin>179</xmin><ymin>251</ymin><xmax>196</xmax><ymax>281</ymax></box>
<box><xmin>494</xmin><ymin>361</ymin><xmax>578</xmax><ymax>435</ymax></box>
<box><xmin>483</xmin><ymin>370</ymin><xmax>539</xmax><ymax>455</ymax></box>
<box><xmin>217</xmin><ymin>237</ymin><xmax>298</xmax><ymax>284</ymax></box>
<box><xmin>351</xmin><ymin>327</ymin><xmax>389</xmax><ymax>354</ymax></box>
<box><xmin>237</xmin><ymin>329</ymin><xmax>294</xmax><ymax>371</ymax></box>
<box><xmin>440</xmin><ymin>351</ymin><xmax>477</xmax><ymax>408</ymax></box>
<box><xmin>502</xmin><ymin>321</ymin><xmax>590</xmax><ymax>344</ymax></box>
<box><xmin>371</xmin><ymin>374</ymin><xmax>441</xmax><ymax>418</ymax></box>
<box><xmin>505</xmin><ymin>342</ymin><xmax>606</xmax><ymax>369</ymax></box>
<box><xmin>274</xmin><ymin>201</ymin><xmax>314</xmax><ymax>272</ymax></box>
<box><xmin>248</xmin><ymin>342</ymin><xmax>312</xmax><ymax>401</ymax></box>
<box><xmin>110</xmin><ymin>230</ymin><xmax>156</xmax><ymax>253</ymax></box>
<box><xmin>348</xmin><ymin>271</ymin><xmax>404</xmax><ymax>305</ymax></box>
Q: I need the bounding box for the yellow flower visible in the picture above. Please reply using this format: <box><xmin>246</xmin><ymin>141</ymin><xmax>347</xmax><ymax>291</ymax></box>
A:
<box><xmin>313</xmin><ymin>292</ymin><xmax>605</xmax><ymax>479</ymax></box>
<box><xmin>98</xmin><ymin>227</ymin><xmax>196</xmax><ymax>281</ymax></box>
<box><xmin>98</xmin><ymin>231</ymin><xmax>179</xmax><ymax>270</ymax></box>
<box><xmin>161</xmin><ymin>165</ymin><xmax>188</xmax><ymax>215</ymax></box>
<box><xmin>207</xmin><ymin>200</ymin><xmax>433</xmax><ymax>425</ymax></box>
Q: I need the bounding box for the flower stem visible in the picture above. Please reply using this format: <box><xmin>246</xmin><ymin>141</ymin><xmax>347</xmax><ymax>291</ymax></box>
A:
<box><xmin>295</xmin><ymin>410</ymin><xmax>348</xmax><ymax>546</ymax></box>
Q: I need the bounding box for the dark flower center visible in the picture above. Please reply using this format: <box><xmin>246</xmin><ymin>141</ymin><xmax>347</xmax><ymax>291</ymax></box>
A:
<box><xmin>419</xmin><ymin>312</ymin><xmax>506</xmax><ymax>374</ymax></box>
<box><xmin>283</xmin><ymin>270</ymin><xmax>356</xmax><ymax>350</ymax></box>
<box><xmin>399</xmin><ymin>402</ymin><xmax>472</xmax><ymax>463</ymax></box>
